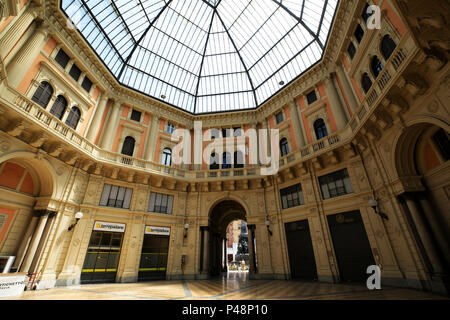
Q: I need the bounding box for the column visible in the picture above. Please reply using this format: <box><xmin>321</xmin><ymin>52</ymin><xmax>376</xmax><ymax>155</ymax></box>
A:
<box><xmin>100</xmin><ymin>100</ymin><xmax>122</xmax><ymax>150</ymax></box>
<box><xmin>0</xmin><ymin>8</ymin><xmax>35</xmax><ymax>59</ymax></box>
<box><xmin>324</xmin><ymin>73</ymin><xmax>348</xmax><ymax>131</ymax></box>
<box><xmin>19</xmin><ymin>210</ymin><xmax>49</xmax><ymax>273</ymax></box>
<box><xmin>144</xmin><ymin>115</ymin><xmax>160</xmax><ymax>161</ymax></box>
<box><xmin>247</xmin><ymin>225</ymin><xmax>257</xmax><ymax>274</ymax></box>
<box><xmin>418</xmin><ymin>195</ymin><xmax>450</xmax><ymax>266</ymax></box>
<box><xmin>336</xmin><ymin>63</ymin><xmax>359</xmax><ymax>113</ymax></box>
<box><xmin>11</xmin><ymin>212</ymin><xmax>40</xmax><ymax>271</ymax></box>
<box><xmin>85</xmin><ymin>94</ymin><xmax>108</xmax><ymax>142</ymax></box>
<box><xmin>6</xmin><ymin>23</ymin><xmax>48</xmax><ymax>87</ymax></box>
<box><xmin>201</xmin><ymin>227</ymin><xmax>209</xmax><ymax>275</ymax></box>
<box><xmin>29</xmin><ymin>211</ymin><xmax>57</xmax><ymax>273</ymax></box>
<box><xmin>288</xmin><ymin>99</ymin><xmax>306</xmax><ymax>147</ymax></box>
<box><xmin>404</xmin><ymin>195</ymin><xmax>445</xmax><ymax>274</ymax></box>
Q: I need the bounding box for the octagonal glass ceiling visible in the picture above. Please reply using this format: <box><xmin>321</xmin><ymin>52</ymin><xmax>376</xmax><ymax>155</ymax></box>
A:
<box><xmin>61</xmin><ymin>0</ymin><xmax>339</xmax><ymax>114</ymax></box>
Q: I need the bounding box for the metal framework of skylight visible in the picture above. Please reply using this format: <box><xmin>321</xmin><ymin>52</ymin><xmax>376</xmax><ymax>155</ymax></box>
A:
<box><xmin>61</xmin><ymin>0</ymin><xmax>339</xmax><ymax>114</ymax></box>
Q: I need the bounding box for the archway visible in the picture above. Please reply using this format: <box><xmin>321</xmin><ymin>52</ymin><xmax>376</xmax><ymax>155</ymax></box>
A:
<box><xmin>0</xmin><ymin>156</ymin><xmax>56</xmax><ymax>276</ymax></box>
<box><xmin>207</xmin><ymin>200</ymin><xmax>249</xmax><ymax>277</ymax></box>
<box><xmin>393</xmin><ymin>122</ymin><xmax>450</xmax><ymax>292</ymax></box>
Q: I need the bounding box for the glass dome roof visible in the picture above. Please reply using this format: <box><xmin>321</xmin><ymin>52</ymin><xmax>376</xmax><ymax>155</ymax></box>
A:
<box><xmin>62</xmin><ymin>0</ymin><xmax>339</xmax><ymax>114</ymax></box>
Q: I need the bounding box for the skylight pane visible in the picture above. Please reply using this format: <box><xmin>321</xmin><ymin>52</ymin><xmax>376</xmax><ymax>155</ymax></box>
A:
<box><xmin>62</xmin><ymin>0</ymin><xmax>338</xmax><ymax>114</ymax></box>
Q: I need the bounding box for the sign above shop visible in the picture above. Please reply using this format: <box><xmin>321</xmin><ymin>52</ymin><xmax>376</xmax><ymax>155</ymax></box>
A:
<box><xmin>145</xmin><ymin>226</ymin><xmax>171</xmax><ymax>236</ymax></box>
<box><xmin>93</xmin><ymin>221</ymin><xmax>126</xmax><ymax>233</ymax></box>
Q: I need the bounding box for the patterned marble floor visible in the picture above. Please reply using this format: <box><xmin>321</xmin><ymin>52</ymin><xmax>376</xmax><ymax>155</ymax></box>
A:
<box><xmin>4</xmin><ymin>273</ymin><xmax>447</xmax><ymax>300</ymax></box>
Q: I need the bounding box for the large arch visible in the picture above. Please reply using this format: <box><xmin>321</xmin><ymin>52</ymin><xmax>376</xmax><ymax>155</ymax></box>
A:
<box><xmin>0</xmin><ymin>151</ymin><xmax>58</xmax><ymax>274</ymax></box>
<box><xmin>392</xmin><ymin>122</ymin><xmax>450</xmax><ymax>293</ymax></box>
<box><xmin>207</xmin><ymin>199</ymin><xmax>249</xmax><ymax>277</ymax></box>
<box><xmin>0</xmin><ymin>151</ymin><xmax>57</xmax><ymax>198</ymax></box>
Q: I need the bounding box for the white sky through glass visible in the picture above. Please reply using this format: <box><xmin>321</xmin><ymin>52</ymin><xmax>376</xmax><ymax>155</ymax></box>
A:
<box><xmin>62</xmin><ymin>0</ymin><xmax>339</xmax><ymax>114</ymax></box>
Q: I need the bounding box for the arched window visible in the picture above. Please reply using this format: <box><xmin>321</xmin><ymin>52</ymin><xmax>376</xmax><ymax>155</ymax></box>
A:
<box><xmin>31</xmin><ymin>81</ymin><xmax>53</xmax><ymax>108</ymax></box>
<box><xmin>362</xmin><ymin>73</ymin><xmax>373</xmax><ymax>93</ymax></box>
<box><xmin>370</xmin><ymin>56</ymin><xmax>383</xmax><ymax>79</ymax></box>
<box><xmin>50</xmin><ymin>95</ymin><xmax>67</xmax><ymax>120</ymax></box>
<box><xmin>354</xmin><ymin>24</ymin><xmax>364</xmax><ymax>43</ymax></box>
<box><xmin>234</xmin><ymin>151</ymin><xmax>244</xmax><ymax>168</ymax></box>
<box><xmin>222</xmin><ymin>152</ymin><xmax>231</xmax><ymax>169</ymax></box>
<box><xmin>121</xmin><ymin>136</ymin><xmax>135</xmax><ymax>157</ymax></box>
<box><xmin>314</xmin><ymin>119</ymin><xmax>328</xmax><ymax>140</ymax></box>
<box><xmin>381</xmin><ymin>35</ymin><xmax>397</xmax><ymax>60</ymax></box>
<box><xmin>280</xmin><ymin>138</ymin><xmax>289</xmax><ymax>157</ymax></box>
<box><xmin>65</xmin><ymin>106</ymin><xmax>81</xmax><ymax>129</ymax></box>
<box><xmin>162</xmin><ymin>148</ymin><xmax>172</xmax><ymax>166</ymax></box>
<box><xmin>210</xmin><ymin>153</ymin><xmax>219</xmax><ymax>170</ymax></box>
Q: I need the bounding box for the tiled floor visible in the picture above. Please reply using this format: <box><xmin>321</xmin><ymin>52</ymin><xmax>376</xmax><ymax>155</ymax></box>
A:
<box><xmin>4</xmin><ymin>273</ymin><xmax>448</xmax><ymax>300</ymax></box>
<box><xmin>5</xmin><ymin>279</ymin><xmax>445</xmax><ymax>300</ymax></box>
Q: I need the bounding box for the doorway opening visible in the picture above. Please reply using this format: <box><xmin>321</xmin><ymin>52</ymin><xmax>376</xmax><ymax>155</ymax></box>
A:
<box><xmin>205</xmin><ymin>200</ymin><xmax>255</xmax><ymax>279</ymax></box>
<box><xmin>225</xmin><ymin>220</ymin><xmax>249</xmax><ymax>278</ymax></box>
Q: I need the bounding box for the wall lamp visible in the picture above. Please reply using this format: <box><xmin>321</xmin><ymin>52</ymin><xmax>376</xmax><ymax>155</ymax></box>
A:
<box><xmin>68</xmin><ymin>211</ymin><xmax>83</xmax><ymax>231</ymax></box>
<box><xmin>184</xmin><ymin>223</ymin><xmax>190</xmax><ymax>238</ymax></box>
<box><xmin>265</xmin><ymin>219</ymin><xmax>273</xmax><ymax>236</ymax></box>
<box><xmin>368</xmin><ymin>199</ymin><xmax>389</xmax><ymax>220</ymax></box>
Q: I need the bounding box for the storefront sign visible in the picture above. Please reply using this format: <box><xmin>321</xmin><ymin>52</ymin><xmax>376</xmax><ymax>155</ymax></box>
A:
<box><xmin>93</xmin><ymin>221</ymin><xmax>126</xmax><ymax>233</ymax></box>
<box><xmin>145</xmin><ymin>226</ymin><xmax>171</xmax><ymax>236</ymax></box>
<box><xmin>0</xmin><ymin>273</ymin><xmax>27</xmax><ymax>298</ymax></box>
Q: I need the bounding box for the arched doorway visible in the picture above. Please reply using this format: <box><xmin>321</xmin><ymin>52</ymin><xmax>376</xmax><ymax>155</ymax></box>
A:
<box><xmin>205</xmin><ymin>200</ymin><xmax>254</xmax><ymax>278</ymax></box>
<box><xmin>0</xmin><ymin>156</ymin><xmax>55</xmax><ymax>278</ymax></box>
<box><xmin>394</xmin><ymin>122</ymin><xmax>450</xmax><ymax>293</ymax></box>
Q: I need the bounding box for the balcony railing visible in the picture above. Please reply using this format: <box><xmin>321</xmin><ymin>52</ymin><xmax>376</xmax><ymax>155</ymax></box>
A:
<box><xmin>0</xmin><ymin>32</ymin><xmax>416</xmax><ymax>182</ymax></box>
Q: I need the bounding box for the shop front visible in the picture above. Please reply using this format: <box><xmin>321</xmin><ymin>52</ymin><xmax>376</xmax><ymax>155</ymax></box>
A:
<box><xmin>80</xmin><ymin>221</ymin><xmax>126</xmax><ymax>284</ymax></box>
<box><xmin>138</xmin><ymin>226</ymin><xmax>170</xmax><ymax>281</ymax></box>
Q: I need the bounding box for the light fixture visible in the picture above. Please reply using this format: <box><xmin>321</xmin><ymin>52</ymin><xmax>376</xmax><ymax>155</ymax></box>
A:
<box><xmin>184</xmin><ymin>223</ymin><xmax>190</xmax><ymax>238</ymax></box>
<box><xmin>279</xmin><ymin>81</ymin><xmax>285</xmax><ymax>86</ymax></box>
<box><xmin>265</xmin><ymin>219</ymin><xmax>273</xmax><ymax>236</ymax></box>
<box><xmin>161</xmin><ymin>94</ymin><xmax>166</xmax><ymax>99</ymax></box>
<box><xmin>368</xmin><ymin>198</ymin><xmax>389</xmax><ymax>220</ymax></box>
<box><xmin>68</xmin><ymin>211</ymin><xmax>83</xmax><ymax>231</ymax></box>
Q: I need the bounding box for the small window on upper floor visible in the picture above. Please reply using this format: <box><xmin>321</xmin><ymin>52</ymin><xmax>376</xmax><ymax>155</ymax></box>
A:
<box><xmin>381</xmin><ymin>35</ymin><xmax>397</xmax><ymax>60</ymax></box>
<box><xmin>222</xmin><ymin>128</ymin><xmax>231</xmax><ymax>138</ymax></box>
<box><xmin>81</xmin><ymin>76</ymin><xmax>93</xmax><ymax>93</ymax></box>
<box><xmin>210</xmin><ymin>128</ymin><xmax>220</xmax><ymax>139</ymax></box>
<box><xmin>354</xmin><ymin>24</ymin><xmax>365</xmax><ymax>43</ymax></box>
<box><xmin>162</xmin><ymin>148</ymin><xmax>172</xmax><ymax>166</ymax></box>
<box><xmin>280</xmin><ymin>138</ymin><xmax>290</xmax><ymax>156</ymax></box>
<box><xmin>347</xmin><ymin>42</ymin><xmax>356</xmax><ymax>60</ymax></box>
<box><xmin>69</xmin><ymin>64</ymin><xmax>82</xmax><ymax>81</ymax></box>
<box><xmin>55</xmin><ymin>49</ymin><xmax>70</xmax><ymax>69</ymax></box>
<box><xmin>166</xmin><ymin>122</ymin><xmax>175</xmax><ymax>134</ymax></box>
<box><xmin>233</xmin><ymin>127</ymin><xmax>242</xmax><ymax>137</ymax></box>
<box><xmin>130</xmin><ymin>109</ymin><xmax>142</xmax><ymax>122</ymax></box>
<box><xmin>362</xmin><ymin>73</ymin><xmax>373</xmax><ymax>93</ymax></box>
<box><xmin>306</xmin><ymin>90</ymin><xmax>318</xmax><ymax>105</ymax></box>
<box><xmin>362</xmin><ymin>4</ymin><xmax>371</xmax><ymax>24</ymax></box>
<box><xmin>275</xmin><ymin>111</ymin><xmax>284</xmax><ymax>125</ymax></box>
